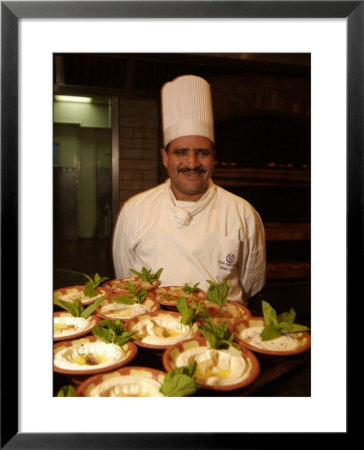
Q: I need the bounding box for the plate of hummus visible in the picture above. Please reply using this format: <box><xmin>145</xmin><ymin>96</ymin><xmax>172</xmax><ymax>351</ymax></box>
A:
<box><xmin>163</xmin><ymin>337</ymin><xmax>260</xmax><ymax>391</ymax></box>
<box><xmin>53</xmin><ymin>336</ymin><xmax>138</xmax><ymax>376</ymax></box>
<box><xmin>149</xmin><ymin>285</ymin><xmax>208</xmax><ymax>308</ymax></box>
<box><xmin>53</xmin><ymin>285</ymin><xmax>110</xmax><ymax>306</ymax></box>
<box><xmin>103</xmin><ymin>276</ymin><xmax>161</xmax><ymax>294</ymax></box>
<box><xmin>95</xmin><ymin>295</ymin><xmax>160</xmax><ymax>321</ymax></box>
<box><xmin>192</xmin><ymin>299</ymin><xmax>252</xmax><ymax>326</ymax></box>
<box><xmin>75</xmin><ymin>366</ymin><xmax>167</xmax><ymax>397</ymax></box>
<box><xmin>53</xmin><ymin>311</ymin><xmax>99</xmax><ymax>341</ymax></box>
<box><xmin>124</xmin><ymin>311</ymin><xmax>200</xmax><ymax>349</ymax></box>
<box><xmin>232</xmin><ymin>317</ymin><xmax>311</xmax><ymax>356</ymax></box>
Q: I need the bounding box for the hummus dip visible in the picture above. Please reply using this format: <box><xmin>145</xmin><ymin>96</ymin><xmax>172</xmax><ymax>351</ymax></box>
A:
<box><xmin>84</xmin><ymin>374</ymin><xmax>164</xmax><ymax>397</ymax></box>
<box><xmin>54</xmin><ymin>341</ymin><xmax>126</xmax><ymax>371</ymax></box>
<box><xmin>238</xmin><ymin>326</ymin><xmax>299</xmax><ymax>352</ymax></box>
<box><xmin>175</xmin><ymin>345</ymin><xmax>252</xmax><ymax>386</ymax></box>
<box><xmin>53</xmin><ymin>316</ymin><xmax>91</xmax><ymax>338</ymax></box>
<box><xmin>131</xmin><ymin>316</ymin><xmax>196</xmax><ymax>346</ymax></box>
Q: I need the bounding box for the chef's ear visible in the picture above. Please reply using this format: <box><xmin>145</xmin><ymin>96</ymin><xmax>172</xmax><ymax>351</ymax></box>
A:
<box><xmin>161</xmin><ymin>147</ymin><xmax>168</xmax><ymax>169</ymax></box>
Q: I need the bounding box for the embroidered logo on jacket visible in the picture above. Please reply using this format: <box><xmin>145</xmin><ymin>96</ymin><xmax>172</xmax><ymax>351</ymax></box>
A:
<box><xmin>219</xmin><ymin>253</ymin><xmax>237</xmax><ymax>272</ymax></box>
<box><xmin>226</xmin><ymin>254</ymin><xmax>235</xmax><ymax>264</ymax></box>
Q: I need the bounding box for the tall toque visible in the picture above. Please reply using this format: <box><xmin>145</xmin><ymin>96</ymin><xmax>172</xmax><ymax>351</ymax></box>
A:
<box><xmin>161</xmin><ymin>75</ymin><xmax>215</xmax><ymax>148</ymax></box>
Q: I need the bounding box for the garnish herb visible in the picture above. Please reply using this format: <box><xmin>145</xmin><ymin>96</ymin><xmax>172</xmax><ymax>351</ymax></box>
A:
<box><xmin>260</xmin><ymin>300</ymin><xmax>310</xmax><ymax>341</ymax></box>
<box><xmin>160</xmin><ymin>363</ymin><xmax>198</xmax><ymax>397</ymax></box>
<box><xmin>57</xmin><ymin>385</ymin><xmax>75</xmax><ymax>397</ymax></box>
<box><xmin>129</xmin><ymin>267</ymin><xmax>163</xmax><ymax>285</ymax></box>
<box><xmin>82</xmin><ymin>273</ymin><xmax>109</xmax><ymax>297</ymax></box>
<box><xmin>183</xmin><ymin>282</ymin><xmax>200</xmax><ymax>294</ymax></box>
<box><xmin>177</xmin><ymin>296</ymin><xmax>209</xmax><ymax>326</ymax></box>
<box><xmin>112</xmin><ymin>284</ymin><xmax>147</xmax><ymax>305</ymax></box>
<box><xmin>198</xmin><ymin>320</ymin><xmax>236</xmax><ymax>350</ymax></box>
<box><xmin>206</xmin><ymin>280</ymin><xmax>230</xmax><ymax>307</ymax></box>
<box><xmin>53</xmin><ymin>295</ymin><xmax>104</xmax><ymax>319</ymax></box>
<box><xmin>92</xmin><ymin>319</ymin><xmax>135</xmax><ymax>346</ymax></box>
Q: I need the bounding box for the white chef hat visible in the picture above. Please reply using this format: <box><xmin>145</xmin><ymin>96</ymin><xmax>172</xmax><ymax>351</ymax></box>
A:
<box><xmin>161</xmin><ymin>75</ymin><xmax>215</xmax><ymax>148</ymax></box>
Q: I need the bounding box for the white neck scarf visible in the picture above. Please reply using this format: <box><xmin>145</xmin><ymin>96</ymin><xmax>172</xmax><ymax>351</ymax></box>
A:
<box><xmin>165</xmin><ymin>178</ymin><xmax>216</xmax><ymax>226</ymax></box>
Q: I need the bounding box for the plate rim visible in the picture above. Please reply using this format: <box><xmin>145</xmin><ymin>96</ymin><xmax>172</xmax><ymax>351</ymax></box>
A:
<box><xmin>53</xmin><ymin>335</ymin><xmax>138</xmax><ymax>375</ymax></box>
<box><xmin>53</xmin><ymin>312</ymin><xmax>100</xmax><ymax>341</ymax></box>
<box><xmin>232</xmin><ymin>316</ymin><xmax>311</xmax><ymax>356</ymax></box>
<box><xmin>162</xmin><ymin>336</ymin><xmax>261</xmax><ymax>392</ymax></box>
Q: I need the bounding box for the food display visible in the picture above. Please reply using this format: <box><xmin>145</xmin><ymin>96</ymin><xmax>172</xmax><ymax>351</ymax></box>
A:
<box><xmin>232</xmin><ymin>301</ymin><xmax>311</xmax><ymax>356</ymax></box>
<box><xmin>53</xmin><ymin>270</ymin><xmax>311</xmax><ymax>397</ymax></box>
<box><xmin>54</xmin><ymin>273</ymin><xmax>110</xmax><ymax>306</ymax></box>
<box><xmin>191</xmin><ymin>299</ymin><xmax>251</xmax><ymax>326</ymax></box>
<box><xmin>185</xmin><ymin>279</ymin><xmax>252</xmax><ymax>325</ymax></box>
<box><xmin>53</xmin><ymin>285</ymin><xmax>109</xmax><ymax>306</ymax></box>
<box><xmin>149</xmin><ymin>283</ymin><xmax>207</xmax><ymax>308</ymax></box>
<box><xmin>53</xmin><ymin>311</ymin><xmax>99</xmax><ymax>341</ymax></box>
<box><xmin>163</xmin><ymin>337</ymin><xmax>260</xmax><ymax>391</ymax></box>
<box><xmin>125</xmin><ymin>311</ymin><xmax>200</xmax><ymax>349</ymax></box>
<box><xmin>75</xmin><ymin>366</ymin><xmax>167</xmax><ymax>397</ymax></box>
<box><xmin>95</xmin><ymin>295</ymin><xmax>160</xmax><ymax>320</ymax></box>
<box><xmin>104</xmin><ymin>267</ymin><xmax>163</xmax><ymax>294</ymax></box>
<box><xmin>53</xmin><ymin>336</ymin><xmax>137</xmax><ymax>376</ymax></box>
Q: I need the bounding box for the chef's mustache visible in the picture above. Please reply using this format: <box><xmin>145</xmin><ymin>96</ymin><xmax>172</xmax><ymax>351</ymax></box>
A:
<box><xmin>178</xmin><ymin>167</ymin><xmax>206</xmax><ymax>174</ymax></box>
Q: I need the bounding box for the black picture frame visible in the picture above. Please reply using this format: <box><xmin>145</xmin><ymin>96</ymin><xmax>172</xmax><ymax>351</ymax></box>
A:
<box><xmin>1</xmin><ymin>1</ymin><xmax>357</xmax><ymax>448</ymax></box>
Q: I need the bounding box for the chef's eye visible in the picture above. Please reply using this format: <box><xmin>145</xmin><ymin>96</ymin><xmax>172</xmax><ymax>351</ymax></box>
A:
<box><xmin>196</xmin><ymin>149</ymin><xmax>211</xmax><ymax>156</ymax></box>
<box><xmin>173</xmin><ymin>149</ymin><xmax>187</xmax><ymax>156</ymax></box>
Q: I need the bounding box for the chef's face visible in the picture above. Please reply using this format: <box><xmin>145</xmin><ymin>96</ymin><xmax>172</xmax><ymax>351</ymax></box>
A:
<box><xmin>161</xmin><ymin>135</ymin><xmax>216</xmax><ymax>201</ymax></box>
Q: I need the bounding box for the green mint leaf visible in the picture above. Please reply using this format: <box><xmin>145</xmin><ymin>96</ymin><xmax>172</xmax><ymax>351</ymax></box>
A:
<box><xmin>113</xmin><ymin>294</ymin><xmax>137</xmax><ymax>305</ymax></box>
<box><xmin>260</xmin><ymin>301</ymin><xmax>310</xmax><ymax>341</ymax></box>
<box><xmin>177</xmin><ymin>297</ymin><xmax>195</xmax><ymax>325</ymax></box>
<box><xmin>160</xmin><ymin>363</ymin><xmax>198</xmax><ymax>397</ymax></box>
<box><xmin>54</xmin><ymin>296</ymin><xmax>81</xmax><ymax>317</ymax></box>
<box><xmin>198</xmin><ymin>320</ymin><xmax>234</xmax><ymax>349</ymax></box>
<box><xmin>183</xmin><ymin>283</ymin><xmax>200</xmax><ymax>294</ymax></box>
<box><xmin>136</xmin><ymin>288</ymin><xmax>147</xmax><ymax>303</ymax></box>
<box><xmin>92</xmin><ymin>325</ymin><xmax>113</xmax><ymax>343</ymax></box>
<box><xmin>82</xmin><ymin>273</ymin><xmax>109</xmax><ymax>297</ymax></box>
<box><xmin>113</xmin><ymin>287</ymin><xmax>146</xmax><ymax>305</ymax></box>
<box><xmin>260</xmin><ymin>323</ymin><xmax>282</xmax><ymax>341</ymax></box>
<box><xmin>80</xmin><ymin>296</ymin><xmax>104</xmax><ymax>319</ymax></box>
<box><xmin>115</xmin><ymin>331</ymin><xmax>136</xmax><ymax>346</ymax></box>
<box><xmin>92</xmin><ymin>319</ymin><xmax>135</xmax><ymax>346</ymax></box>
<box><xmin>277</xmin><ymin>321</ymin><xmax>293</xmax><ymax>334</ymax></box>
<box><xmin>57</xmin><ymin>385</ymin><xmax>75</xmax><ymax>397</ymax></box>
<box><xmin>206</xmin><ymin>280</ymin><xmax>230</xmax><ymax>306</ymax></box>
<box><xmin>82</xmin><ymin>273</ymin><xmax>93</xmax><ymax>284</ymax></box>
<box><xmin>288</xmin><ymin>323</ymin><xmax>310</xmax><ymax>333</ymax></box>
<box><xmin>278</xmin><ymin>308</ymin><xmax>296</xmax><ymax>324</ymax></box>
<box><xmin>262</xmin><ymin>300</ymin><xmax>279</xmax><ymax>327</ymax></box>
<box><xmin>83</xmin><ymin>282</ymin><xmax>99</xmax><ymax>298</ymax></box>
<box><xmin>129</xmin><ymin>267</ymin><xmax>163</xmax><ymax>284</ymax></box>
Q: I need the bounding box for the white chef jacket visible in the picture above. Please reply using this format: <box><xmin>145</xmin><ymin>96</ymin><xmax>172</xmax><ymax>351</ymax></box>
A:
<box><xmin>112</xmin><ymin>179</ymin><xmax>266</xmax><ymax>305</ymax></box>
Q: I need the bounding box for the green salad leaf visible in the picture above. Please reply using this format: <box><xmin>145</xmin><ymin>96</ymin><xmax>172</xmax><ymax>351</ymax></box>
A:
<box><xmin>160</xmin><ymin>363</ymin><xmax>198</xmax><ymax>397</ymax></box>
<box><xmin>57</xmin><ymin>385</ymin><xmax>75</xmax><ymax>397</ymax></box>
<box><xmin>260</xmin><ymin>300</ymin><xmax>310</xmax><ymax>341</ymax></box>
<box><xmin>206</xmin><ymin>280</ymin><xmax>230</xmax><ymax>306</ymax></box>
<box><xmin>92</xmin><ymin>319</ymin><xmax>135</xmax><ymax>346</ymax></box>
<box><xmin>177</xmin><ymin>296</ymin><xmax>209</xmax><ymax>326</ymax></box>
<box><xmin>198</xmin><ymin>320</ymin><xmax>236</xmax><ymax>350</ymax></box>
<box><xmin>82</xmin><ymin>273</ymin><xmax>109</xmax><ymax>297</ymax></box>
<box><xmin>183</xmin><ymin>282</ymin><xmax>200</xmax><ymax>294</ymax></box>
<box><xmin>112</xmin><ymin>284</ymin><xmax>147</xmax><ymax>305</ymax></box>
<box><xmin>53</xmin><ymin>295</ymin><xmax>104</xmax><ymax>319</ymax></box>
<box><xmin>129</xmin><ymin>267</ymin><xmax>163</xmax><ymax>285</ymax></box>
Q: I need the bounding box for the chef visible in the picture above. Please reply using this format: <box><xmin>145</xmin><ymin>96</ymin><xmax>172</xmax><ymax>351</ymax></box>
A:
<box><xmin>112</xmin><ymin>74</ymin><xmax>266</xmax><ymax>305</ymax></box>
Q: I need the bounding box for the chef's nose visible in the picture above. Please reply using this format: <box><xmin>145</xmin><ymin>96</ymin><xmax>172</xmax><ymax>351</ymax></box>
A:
<box><xmin>186</xmin><ymin>150</ymin><xmax>200</xmax><ymax>168</ymax></box>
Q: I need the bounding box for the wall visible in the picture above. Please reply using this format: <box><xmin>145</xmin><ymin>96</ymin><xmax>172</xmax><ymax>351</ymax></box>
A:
<box><xmin>118</xmin><ymin>98</ymin><xmax>160</xmax><ymax>205</ymax></box>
